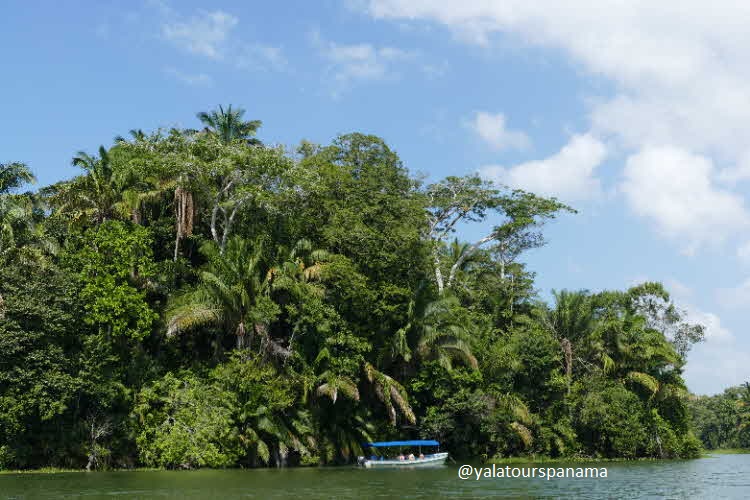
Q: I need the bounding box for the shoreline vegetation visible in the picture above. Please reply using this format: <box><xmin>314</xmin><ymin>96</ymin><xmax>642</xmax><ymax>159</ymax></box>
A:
<box><xmin>10</xmin><ymin>449</ymin><xmax>750</xmax><ymax>474</ymax></box>
<box><xmin>4</xmin><ymin>449</ymin><xmax>750</xmax><ymax>475</ymax></box>
<box><xmin>0</xmin><ymin>105</ymin><xmax>747</xmax><ymax>471</ymax></box>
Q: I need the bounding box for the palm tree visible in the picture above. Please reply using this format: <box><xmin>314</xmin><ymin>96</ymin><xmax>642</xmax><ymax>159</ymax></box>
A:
<box><xmin>113</xmin><ymin>129</ymin><xmax>146</xmax><ymax>144</ymax></box>
<box><xmin>48</xmin><ymin>146</ymin><xmax>137</xmax><ymax>225</ymax></box>
<box><xmin>0</xmin><ymin>161</ymin><xmax>35</xmax><ymax>193</ymax></box>
<box><xmin>0</xmin><ymin>189</ymin><xmax>33</xmax><ymax>256</ymax></box>
<box><xmin>532</xmin><ymin>290</ymin><xmax>594</xmax><ymax>394</ymax></box>
<box><xmin>112</xmin><ymin>129</ymin><xmax>199</xmax><ymax>261</ymax></box>
<box><xmin>196</xmin><ymin>105</ymin><xmax>262</xmax><ymax>145</ymax></box>
<box><xmin>166</xmin><ymin>237</ymin><xmax>274</xmax><ymax>353</ymax></box>
<box><xmin>363</xmin><ymin>362</ymin><xmax>415</xmax><ymax>425</ymax></box>
<box><xmin>0</xmin><ymin>163</ymin><xmax>59</xmax><ymax>267</ymax></box>
<box><xmin>390</xmin><ymin>283</ymin><xmax>478</xmax><ymax>372</ymax></box>
<box><xmin>0</xmin><ymin>162</ymin><xmax>37</xmax><ymax>317</ymax></box>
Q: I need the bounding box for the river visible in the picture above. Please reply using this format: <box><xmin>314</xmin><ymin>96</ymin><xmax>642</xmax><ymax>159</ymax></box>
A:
<box><xmin>1</xmin><ymin>453</ymin><xmax>749</xmax><ymax>499</ymax></box>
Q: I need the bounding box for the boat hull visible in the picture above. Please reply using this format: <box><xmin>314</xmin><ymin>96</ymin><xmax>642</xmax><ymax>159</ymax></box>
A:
<box><xmin>360</xmin><ymin>452</ymin><xmax>448</xmax><ymax>468</ymax></box>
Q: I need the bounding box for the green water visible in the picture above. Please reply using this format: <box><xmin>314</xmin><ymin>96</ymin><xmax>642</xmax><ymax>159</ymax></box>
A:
<box><xmin>1</xmin><ymin>454</ymin><xmax>749</xmax><ymax>499</ymax></box>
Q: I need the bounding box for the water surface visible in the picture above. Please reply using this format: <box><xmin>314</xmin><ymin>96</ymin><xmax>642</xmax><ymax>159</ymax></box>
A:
<box><xmin>2</xmin><ymin>454</ymin><xmax>749</xmax><ymax>499</ymax></box>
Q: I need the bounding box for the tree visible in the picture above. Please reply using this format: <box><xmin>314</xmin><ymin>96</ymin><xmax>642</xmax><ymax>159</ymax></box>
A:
<box><xmin>425</xmin><ymin>175</ymin><xmax>573</xmax><ymax>294</ymax></box>
<box><xmin>531</xmin><ymin>290</ymin><xmax>594</xmax><ymax>394</ymax></box>
<box><xmin>64</xmin><ymin>221</ymin><xmax>158</xmax><ymax>340</ymax></box>
<box><xmin>0</xmin><ymin>162</ymin><xmax>36</xmax><ymax>256</ymax></box>
<box><xmin>197</xmin><ymin>105</ymin><xmax>262</xmax><ymax>145</ymax></box>
<box><xmin>626</xmin><ymin>282</ymin><xmax>705</xmax><ymax>357</ymax></box>
<box><xmin>167</xmin><ymin>237</ymin><xmax>278</xmax><ymax>352</ymax></box>
<box><xmin>0</xmin><ymin>108</ymin><xmax>714</xmax><ymax>469</ymax></box>
<box><xmin>0</xmin><ymin>161</ymin><xmax>35</xmax><ymax>193</ymax></box>
<box><xmin>390</xmin><ymin>284</ymin><xmax>478</xmax><ymax>372</ymax></box>
<box><xmin>47</xmin><ymin>146</ymin><xmax>138</xmax><ymax>225</ymax></box>
<box><xmin>134</xmin><ymin>372</ymin><xmax>241</xmax><ymax>468</ymax></box>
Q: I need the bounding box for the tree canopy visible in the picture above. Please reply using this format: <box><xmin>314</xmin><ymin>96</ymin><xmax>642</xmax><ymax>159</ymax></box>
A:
<box><xmin>0</xmin><ymin>105</ymin><xmax>715</xmax><ymax>470</ymax></box>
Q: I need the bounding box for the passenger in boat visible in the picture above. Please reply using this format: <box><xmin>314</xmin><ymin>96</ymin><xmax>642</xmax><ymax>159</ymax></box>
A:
<box><xmin>398</xmin><ymin>453</ymin><xmax>405</xmax><ymax>461</ymax></box>
<box><xmin>408</xmin><ymin>453</ymin><xmax>415</xmax><ymax>460</ymax></box>
<box><xmin>419</xmin><ymin>453</ymin><xmax>425</xmax><ymax>459</ymax></box>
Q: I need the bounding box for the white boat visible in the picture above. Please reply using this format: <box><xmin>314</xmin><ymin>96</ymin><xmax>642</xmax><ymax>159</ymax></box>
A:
<box><xmin>357</xmin><ymin>440</ymin><xmax>448</xmax><ymax>468</ymax></box>
<box><xmin>359</xmin><ymin>452</ymin><xmax>449</xmax><ymax>468</ymax></box>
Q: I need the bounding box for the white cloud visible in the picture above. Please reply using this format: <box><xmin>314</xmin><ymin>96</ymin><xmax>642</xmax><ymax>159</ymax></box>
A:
<box><xmin>157</xmin><ymin>7</ymin><xmax>286</xmax><ymax>74</ymax></box>
<box><xmin>684</xmin><ymin>307</ymin><xmax>732</xmax><ymax>342</ymax></box>
<box><xmin>480</xmin><ymin>133</ymin><xmax>605</xmax><ymax>201</ymax></box>
<box><xmin>716</xmin><ymin>278</ymin><xmax>750</xmax><ymax>310</ymax></box>
<box><xmin>163</xmin><ymin>68</ymin><xmax>213</xmax><ymax>86</ymax></box>
<box><xmin>621</xmin><ymin>147</ymin><xmax>749</xmax><ymax>254</ymax></box>
<box><xmin>162</xmin><ymin>10</ymin><xmax>238</xmax><ymax>59</ymax></box>
<box><xmin>684</xmin><ymin>341</ymin><xmax>750</xmax><ymax>395</ymax></box>
<box><xmin>737</xmin><ymin>241</ymin><xmax>750</xmax><ymax>264</ymax></box>
<box><xmin>310</xmin><ymin>29</ymin><xmax>418</xmax><ymax>91</ymax></box>
<box><xmin>366</xmin><ymin>1</ymin><xmax>750</xmax><ymax>160</ymax></box>
<box><xmin>321</xmin><ymin>39</ymin><xmax>415</xmax><ymax>83</ymax></box>
<box><xmin>236</xmin><ymin>44</ymin><xmax>287</xmax><ymax>71</ymax></box>
<box><xmin>365</xmin><ymin>1</ymin><xmax>750</xmax><ymax>252</ymax></box>
<box><xmin>468</xmin><ymin>111</ymin><xmax>530</xmax><ymax>151</ymax></box>
<box><xmin>718</xmin><ymin>152</ymin><xmax>750</xmax><ymax>184</ymax></box>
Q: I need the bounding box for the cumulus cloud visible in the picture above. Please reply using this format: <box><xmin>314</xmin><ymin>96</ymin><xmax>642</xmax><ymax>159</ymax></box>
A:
<box><xmin>317</xmin><ymin>36</ymin><xmax>415</xmax><ymax>84</ymax></box>
<box><xmin>468</xmin><ymin>111</ymin><xmax>530</xmax><ymax>151</ymax></box>
<box><xmin>684</xmin><ymin>307</ymin><xmax>732</xmax><ymax>342</ymax></box>
<box><xmin>365</xmin><ymin>1</ymin><xmax>750</xmax><ymax>160</ymax></box>
<box><xmin>162</xmin><ymin>10</ymin><xmax>238</xmax><ymax>59</ymax></box>
<box><xmin>480</xmin><ymin>134</ymin><xmax>605</xmax><ymax>201</ymax></box>
<box><xmin>365</xmin><ymin>1</ymin><xmax>750</xmax><ymax>254</ymax></box>
<box><xmin>621</xmin><ymin>147</ymin><xmax>749</xmax><ymax>254</ymax></box>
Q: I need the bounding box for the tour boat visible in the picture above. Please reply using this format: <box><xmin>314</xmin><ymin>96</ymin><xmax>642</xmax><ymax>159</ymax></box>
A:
<box><xmin>357</xmin><ymin>440</ymin><xmax>448</xmax><ymax>468</ymax></box>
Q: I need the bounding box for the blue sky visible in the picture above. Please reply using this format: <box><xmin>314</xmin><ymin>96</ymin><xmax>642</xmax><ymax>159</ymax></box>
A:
<box><xmin>3</xmin><ymin>0</ymin><xmax>749</xmax><ymax>394</ymax></box>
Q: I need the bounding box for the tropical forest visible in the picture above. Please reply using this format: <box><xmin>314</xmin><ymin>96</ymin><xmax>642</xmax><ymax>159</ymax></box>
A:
<box><xmin>0</xmin><ymin>105</ymin><xmax>740</xmax><ymax>471</ymax></box>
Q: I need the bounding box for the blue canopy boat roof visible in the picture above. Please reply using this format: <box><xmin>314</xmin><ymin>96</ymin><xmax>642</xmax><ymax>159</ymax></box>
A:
<box><xmin>364</xmin><ymin>440</ymin><xmax>439</xmax><ymax>447</ymax></box>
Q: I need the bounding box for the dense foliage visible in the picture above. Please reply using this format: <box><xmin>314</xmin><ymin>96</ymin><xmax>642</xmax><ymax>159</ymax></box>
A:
<box><xmin>688</xmin><ymin>384</ymin><xmax>750</xmax><ymax>450</ymax></box>
<box><xmin>0</xmin><ymin>107</ymin><xmax>709</xmax><ymax>469</ymax></box>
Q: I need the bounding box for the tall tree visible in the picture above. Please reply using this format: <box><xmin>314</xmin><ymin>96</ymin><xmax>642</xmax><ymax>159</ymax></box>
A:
<box><xmin>425</xmin><ymin>175</ymin><xmax>573</xmax><ymax>294</ymax></box>
<box><xmin>48</xmin><ymin>146</ymin><xmax>138</xmax><ymax>225</ymax></box>
<box><xmin>197</xmin><ymin>105</ymin><xmax>262</xmax><ymax>145</ymax></box>
<box><xmin>531</xmin><ymin>290</ymin><xmax>594</xmax><ymax>394</ymax></box>
<box><xmin>390</xmin><ymin>284</ymin><xmax>478</xmax><ymax>372</ymax></box>
<box><xmin>166</xmin><ymin>237</ymin><xmax>278</xmax><ymax>352</ymax></box>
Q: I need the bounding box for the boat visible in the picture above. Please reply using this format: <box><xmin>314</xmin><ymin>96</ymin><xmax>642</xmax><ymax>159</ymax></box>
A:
<box><xmin>357</xmin><ymin>440</ymin><xmax>449</xmax><ymax>468</ymax></box>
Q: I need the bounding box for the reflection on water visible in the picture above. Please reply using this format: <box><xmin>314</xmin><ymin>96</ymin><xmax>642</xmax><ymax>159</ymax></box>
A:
<box><xmin>1</xmin><ymin>453</ymin><xmax>749</xmax><ymax>499</ymax></box>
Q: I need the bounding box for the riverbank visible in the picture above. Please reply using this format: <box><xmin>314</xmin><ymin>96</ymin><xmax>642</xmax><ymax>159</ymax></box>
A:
<box><xmin>6</xmin><ymin>450</ymin><xmax>745</xmax><ymax>475</ymax></box>
<box><xmin>0</xmin><ymin>467</ymin><xmax>162</xmax><ymax>475</ymax></box>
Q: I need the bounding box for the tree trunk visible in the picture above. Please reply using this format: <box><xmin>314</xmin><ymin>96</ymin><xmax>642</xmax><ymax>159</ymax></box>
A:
<box><xmin>561</xmin><ymin>338</ymin><xmax>572</xmax><ymax>394</ymax></box>
<box><xmin>173</xmin><ymin>234</ymin><xmax>181</xmax><ymax>262</ymax></box>
<box><xmin>433</xmin><ymin>252</ymin><xmax>444</xmax><ymax>295</ymax></box>
<box><xmin>236</xmin><ymin>321</ymin><xmax>246</xmax><ymax>349</ymax></box>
